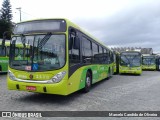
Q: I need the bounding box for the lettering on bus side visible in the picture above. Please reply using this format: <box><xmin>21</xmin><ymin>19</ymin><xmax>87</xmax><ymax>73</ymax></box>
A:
<box><xmin>0</xmin><ymin>60</ymin><xmax>9</xmax><ymax>63</ymax></box>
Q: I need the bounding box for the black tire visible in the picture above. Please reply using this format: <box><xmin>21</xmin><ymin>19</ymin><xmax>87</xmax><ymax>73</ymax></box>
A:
<box><xmin>83</xmin><ymin>71</ymin><xmax>92</xmax><ymax>93</ymax></box>
<box><xmin>108</xmin><ymin>68</ymin><xmax>111</xmax><ymax>79</ymax></box>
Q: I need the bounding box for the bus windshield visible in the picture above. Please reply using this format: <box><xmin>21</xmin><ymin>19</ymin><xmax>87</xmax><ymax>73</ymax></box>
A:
<box><xmin>10</xmin><ymin>34</ymin><xmax>65</xmax><ymax>71</ymax></box>
<box><xmin>120</xmin><ymin>52</ymin><xmax>141</xmax><ymax>67</ymax></box>
<box><xmin>142</xmin><ymin>56</ymin><xmax>155</xmax><ymax>65</ymax></box>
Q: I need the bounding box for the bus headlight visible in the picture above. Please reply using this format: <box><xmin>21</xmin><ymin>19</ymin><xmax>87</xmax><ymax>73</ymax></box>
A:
<box><xmin>137</xmin><ymin>67</ymin><xmax>141</xmax><ymax>70</ymax></box>
<box><xmin>8</xmin><ymin>70</ymin><xmax>16</xmax><ymax>80</ymax></box>
<box><xmin>51</xmin><ymin>71</ymin><xmax>66</xmax><ymax>83</ymax></box>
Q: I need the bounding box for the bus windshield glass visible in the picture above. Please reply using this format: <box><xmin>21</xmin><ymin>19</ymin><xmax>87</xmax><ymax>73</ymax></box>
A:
<box><xmin>10</xmin><ymin>34</ymin><xmax>65</xmax><ymax>71</ymax></box>
<box><xmin>142</xmin><ymin>56</ymin><xmax>155</xmax><ymax>65</ymax></box>
<box><xmin>13</xmin><ymin>19</ymin><xmax>66</xmax><ymax>34</ymax></box>
<box><xmin>120</xmin><ymin>52</ymin><xmax>141</xmax><ymax>67</ymax></box>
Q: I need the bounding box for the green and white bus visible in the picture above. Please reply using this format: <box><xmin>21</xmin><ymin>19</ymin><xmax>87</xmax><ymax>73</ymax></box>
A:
<box><xmin>119</xmin><ymin>51</ymin><xmax>142</xmax><ymax>75</ymax></box>
<box><xmin>7</xmin><ymin>18</ymin><xmax>114</xmax><ymax>95</ymax></box>
<box><xmin>142</xmin><ymin>54</ymin><xmax>156</xmax><ymax>70</ymax></box>
<box><xmin>0</xmin><ymin>39</ymin><xmax>10</xmax><ymax>73</ymax></box>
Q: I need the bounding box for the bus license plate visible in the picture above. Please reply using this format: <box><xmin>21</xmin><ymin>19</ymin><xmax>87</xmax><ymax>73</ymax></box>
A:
<box><xmin>26</xmin><ymin>86</ymin><xmax>36</xmax><ymax>91</ymax></box>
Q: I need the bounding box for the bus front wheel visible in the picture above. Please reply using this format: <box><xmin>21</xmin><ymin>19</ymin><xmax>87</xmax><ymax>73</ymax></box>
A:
<box><xmin>83</xmin><ymin>71</ymin><xmax>92</xmax><ymax>93</ymax></box>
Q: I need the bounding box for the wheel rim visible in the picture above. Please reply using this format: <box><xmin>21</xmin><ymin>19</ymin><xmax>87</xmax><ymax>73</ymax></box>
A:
<box><xmin>86</xmin><ymin>76</ymin><xmax>91</xmax><ymax>87</ymax></box>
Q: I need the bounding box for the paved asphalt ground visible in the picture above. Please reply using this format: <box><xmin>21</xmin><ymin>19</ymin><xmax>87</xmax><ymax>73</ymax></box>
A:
<box><xmin>0</xmin><ymin>71</ymin><xmax>160</xmax><ymax>120</ymax></box>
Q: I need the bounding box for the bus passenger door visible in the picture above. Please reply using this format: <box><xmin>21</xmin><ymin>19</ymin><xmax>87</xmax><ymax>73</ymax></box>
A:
<box><xmin>68</xmin><ymin>28</ymin><xmax>81</xmax><ymax>92</ymax></box>
<box><xmin>68</xmin><ymin>28</ymin><xmax>81</xmax><ymax>77</ymax></box>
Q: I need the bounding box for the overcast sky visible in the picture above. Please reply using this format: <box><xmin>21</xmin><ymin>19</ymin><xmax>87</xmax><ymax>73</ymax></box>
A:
<box><xmin>1</xmin><ymin>0</ymin><xmax>160</xmax><ymax>53</ymax></box>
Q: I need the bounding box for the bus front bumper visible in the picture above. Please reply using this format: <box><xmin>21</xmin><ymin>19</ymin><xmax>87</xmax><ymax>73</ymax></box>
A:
<box><xmin>119</xmin><ymin>67</ymin><xmax>142</xmax><ymax>75</ymax></box>
<box><xmin>7</xmin><ymin>76</ymin><xmax>69</xmax><ymax>96</ymax></box>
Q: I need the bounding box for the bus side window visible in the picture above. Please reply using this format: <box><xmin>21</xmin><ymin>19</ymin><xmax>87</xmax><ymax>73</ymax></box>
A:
<box><xmin>69</xmin><ymin>29</ymin><xmax>80</xmax><ymax>66</ymax></box>
<box><xmin>110</xmin><ymin>52</ymin><xmax>114</xmax><ymax>63</ymax></box>
<box><xmin>82</xmin><ymin>37</ymin><xmax>92</xmax><ymax>64</ymax></box>
<box><xmin>92</xmin><ymin>43</ymin><xmax>98</xmax><ymax>63</ymax></box>
<box><xmin>98</xmin><ymin>46</ymin><xmax>103</xmax><ymax>64</ymax></box>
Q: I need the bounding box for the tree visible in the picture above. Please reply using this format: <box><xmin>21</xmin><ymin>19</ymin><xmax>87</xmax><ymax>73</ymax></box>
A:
<box><xmin>1</xmin><ymin>0</ymin><xmax>12</xmax><ymax>22</ymax></box>
<box><xmin>0</xmin><ymin>0</ymin><xmax>13</xmax><ymax>39</ymax></box>
<box><xmin>0</xmin><ymin>19</ymin><xmax>12</xmax><ymax>39</ymax></box>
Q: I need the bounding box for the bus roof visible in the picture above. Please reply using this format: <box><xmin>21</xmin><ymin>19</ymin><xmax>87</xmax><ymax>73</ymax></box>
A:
<box><xmin>15</xmin><ymin>18</ymin><xmax>112</xmax><ymax>52</ymax></box>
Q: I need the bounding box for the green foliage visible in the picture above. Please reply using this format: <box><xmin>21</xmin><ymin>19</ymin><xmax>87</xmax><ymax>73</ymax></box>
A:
<box><xmin>0</xmin><ymin>0</ymin><xmax>13</xmax><ymax>39</ymax></box>
<box><xmin>1</xmin><ymin>0</ymin><xmax>12</xmax><ymax>22</ymax></box>
<box><xmin>0</xmin><ymin>19</ymin><xmax>12</xmax><ymax>39</ymax></box>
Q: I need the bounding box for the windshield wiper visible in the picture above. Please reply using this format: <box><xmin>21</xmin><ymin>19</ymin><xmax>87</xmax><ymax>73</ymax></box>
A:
<box><xmin>122</xmin><ymin>55</ymin><xmax>130</xmax><ymax>65</ymax></box>
<box><xmin>130</xmin><ymin>55</ymin><xmax>139</xmax><ymax>65</ymax></box>
<box><xmin>20</xmin><ymin>34</ymin><xmax>26</xmax><ymax>48</ymax></box>
<box><xmin>31</xmin><ymin>32</ymin><xmax>52</xmax><ymax>70</ymax></box>
<box><xmin>123</xmin><ymin>55</ymin><xmax>139</xmax><ymax>67</ymax></box>
<box><xmin>38</xmin><ymin>32</ymin><xmax>52</xmax><ymax>50</ymax></box>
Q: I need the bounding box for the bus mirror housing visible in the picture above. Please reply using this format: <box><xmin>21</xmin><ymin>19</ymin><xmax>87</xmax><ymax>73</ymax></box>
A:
<box><xmin>73</xmin><ymin>36</ymin><xmax>80</xmax><ymax>49</ymax></box>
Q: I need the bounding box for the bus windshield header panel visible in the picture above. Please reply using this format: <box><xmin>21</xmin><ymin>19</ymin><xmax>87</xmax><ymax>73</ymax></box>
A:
<box><xmin>13</xmin><ymin>19</ymin><xmax>66</xmax><ymax>34</ymax></box>
<box><xmin>121</xmin><ymin>52</ymin><xmax>140</xmax><ymax>56</ymax></box>
<box><xmin>143</xmin><ymin>56</ymin><xmax>155</xmax><ymax>59</ymax></box>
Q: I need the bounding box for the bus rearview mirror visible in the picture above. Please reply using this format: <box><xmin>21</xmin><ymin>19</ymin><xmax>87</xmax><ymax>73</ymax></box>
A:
<box><xmin>69</xmin><ymin>37</ymin><xmax>73</xmax><ymax>50</ymax></box>
<box><xmin>73</xmin><ymin>37</ymin><xmax>80</xmax><ymax>49</ymax></box>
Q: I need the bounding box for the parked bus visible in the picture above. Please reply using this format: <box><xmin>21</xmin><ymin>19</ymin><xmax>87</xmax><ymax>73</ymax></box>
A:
<box><xmin>119</xmin><ymin>51</ymin><xmax>142</xmax><ymax>75</ymax></box>
<box><xmin>0</xmin><ymin>39</ymin><xmax>10</xmax><ymax>73</ymax></box>
<box><xmin>6</xmin><ymin>18</ymin><xmax>114</xmax><ymax>95</ymax></box>
<box><xmin>142</xmin><ymin>54</ymin><xmax>156</xmax><ymax>70</ymax></box>
<box><xmin>113</xmin><ymin>51</ymin><xmax>119</xmax><ymax>74</ymax></box>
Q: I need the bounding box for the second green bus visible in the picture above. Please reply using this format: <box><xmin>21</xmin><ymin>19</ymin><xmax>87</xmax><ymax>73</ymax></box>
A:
<box><xmin>119</xmin><ymin>51</ymin><xmax>142</xmax><ymax>75</ymax></box>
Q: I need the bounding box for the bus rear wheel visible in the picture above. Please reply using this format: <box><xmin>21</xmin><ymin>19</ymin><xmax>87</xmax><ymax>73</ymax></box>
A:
<box><xmin>83</xmin><ymin>71</ymin><xmax>92</xmax><ymax>93</ymax></box>
<box><xmin>107</xmin><ymin>68</ymin><xmax>111</xmax><ymax>79</ymax></box>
